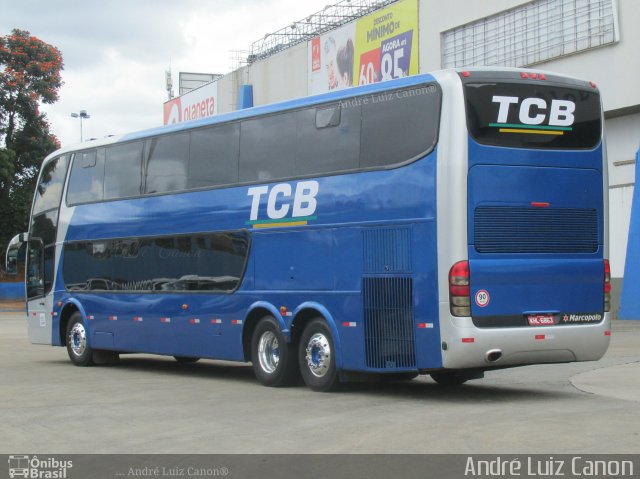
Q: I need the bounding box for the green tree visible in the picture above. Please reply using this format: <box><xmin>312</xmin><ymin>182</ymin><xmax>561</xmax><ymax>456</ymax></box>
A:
<box><xmin>0</xmin><ymin>29</ymin><xmax>63</xmax><ymax>258</ymax></box>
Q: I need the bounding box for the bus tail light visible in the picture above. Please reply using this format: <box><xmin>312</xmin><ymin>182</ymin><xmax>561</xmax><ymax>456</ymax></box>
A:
<box><xmin>449</xmin><ymin>261</ymin><xmax>471</xmax><ymax>317</ymax></box>
<box><xmin>604</xmin><ymin>259</ymin><xmax>611</xmax><ymax>312</ymax></box>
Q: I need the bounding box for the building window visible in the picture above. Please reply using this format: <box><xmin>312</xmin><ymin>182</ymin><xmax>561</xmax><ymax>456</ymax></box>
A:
<box><xmin>441</xmin><ymin>0</ymin><xmax>619</xmax><ymax>68</ymax></box>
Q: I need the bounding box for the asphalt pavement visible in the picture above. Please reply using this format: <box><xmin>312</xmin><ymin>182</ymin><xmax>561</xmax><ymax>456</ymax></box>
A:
<box><xmin>1</xmin><ymin>307</ymin><xmax>639</xmax><ymax>455</ymax></box>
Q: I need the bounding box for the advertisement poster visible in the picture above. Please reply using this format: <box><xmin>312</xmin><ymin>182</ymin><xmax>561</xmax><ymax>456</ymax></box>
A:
<box><xmin>308</xmin><ymin>0</ymin><xmax>419</xmax><ymax>95</ymax></box>
<box><xmin>163</xmin><ymin>80</ymin><xmax>219</xmax><ymax>125</ymax></box>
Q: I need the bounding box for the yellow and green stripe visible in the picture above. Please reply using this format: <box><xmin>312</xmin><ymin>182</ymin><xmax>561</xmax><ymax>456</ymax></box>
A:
<box><xmin>489</xmin><ymin>123</ymin><xmax>572</xmax><ymax>136</ymax></box>
<box><xmin>246</xmin><ymin>216</ymin><xmax>317</xmax><ymax>229</ymax></box>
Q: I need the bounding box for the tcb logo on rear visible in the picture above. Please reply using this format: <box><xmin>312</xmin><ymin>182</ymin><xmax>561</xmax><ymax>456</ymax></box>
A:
<box><xmin>492</xmin><ymin>95</ymin><xmax>576</xmax><ymax>127</ymax></box>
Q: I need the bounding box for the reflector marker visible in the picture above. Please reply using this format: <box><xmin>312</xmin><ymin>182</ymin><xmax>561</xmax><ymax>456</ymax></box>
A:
<box><xmin>461</xmin><ymin>337</ymin><xmax>475</xmax><ymax>343</ymax></box>
<box><xmin>535</xmin><ymin>334</ymin><xmax>546</xmax><ymax>340</ymax></box>
<box><xmin>108</xmin><ymin>315</ymin><xmax>118</xmax><ymax>321</ymax></box>
<box><xmin>418</xmin><ymin>323</ymin><xmax>434</xmax><ymax>329</ymax></box>
<box><xmin>189</xmin><ymin>318</ymin><xmax>201</xmax><ymax>324</ymax></box>
<box><xmin>51</xmin><ymin>311</ymin><xmax>58</xmax><ymax>317</ymax></box>
<box><xmin>531</xmin><ymin>202</ymin><xmax>550</xmax><ymax>208</ymax></box>
<box><xmin>160</xmin><ymin>317</ymin><xmax>171</xmax><ymax>323</ymax></box>
<box><xmin>133</xmin><ymin>316</ymin><xmax>143</xmax><ymax>322</ymax></box>
<box><xmin>342</xmin><ymin>321</ymin><xmax>357</xmax><ymax>328</ymax></box>
<box><xmin>87</xmin><ymin>315</ymin><xmax>95</xmax><ymax>320</ymax></box>
<box><xmin>211</xmin><ymin>319</ymin><xmax>222</xmax><ymax>324</ymax></box>
<box><xmin>605</xmin><ymin>330</ymin><xmax>612</xmax><ymax>337</ymax></box>
<box><xmin>231</xmin><ymin>319</ymin><xmax>243</xmax><ymax>325</ymax></box>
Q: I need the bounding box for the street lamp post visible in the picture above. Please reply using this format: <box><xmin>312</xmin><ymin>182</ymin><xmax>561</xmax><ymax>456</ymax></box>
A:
<box><xmin>70</xmin><ymin>110</ymin><xmax>90</xmax><ymax>142</ymax></box>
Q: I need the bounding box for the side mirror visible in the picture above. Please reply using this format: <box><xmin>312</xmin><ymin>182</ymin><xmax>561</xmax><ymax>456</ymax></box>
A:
<box><xmin>5</xmin><ymin>233</ymin><xmax>28</xmax><ymax>275</ymax></box>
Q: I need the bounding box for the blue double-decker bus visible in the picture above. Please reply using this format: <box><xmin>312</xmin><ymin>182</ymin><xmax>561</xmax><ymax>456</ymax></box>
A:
<box><xmin>8</xmin><ymin>68</ymin><xmax>610</xmax><ymax>391</ymax></box>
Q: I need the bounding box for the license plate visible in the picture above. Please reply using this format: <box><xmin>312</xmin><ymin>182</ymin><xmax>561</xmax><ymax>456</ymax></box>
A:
<box><xmin>527</xmin><ymin>314</ymin><xmax>555</xmax><ymax>326</ymax></box>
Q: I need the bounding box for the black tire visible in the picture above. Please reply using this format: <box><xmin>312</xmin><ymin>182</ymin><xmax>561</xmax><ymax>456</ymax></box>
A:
<box><xmin>66</xmin><ymin>312</ymin><xmax>94</xmax><ymax>366</ymax></box>
<box><xmin>430</xmin><ymin>371</ymin><xmax>469</xmax><ymax>386</ymax></box>
<box><xmin>251</xmin><ymin>316</ymin><xmax>299</xmax><ymax>387</ymax></box>
<box><xmin>298</xmin><ymin>318</ymin><xmax>339</xmax><ymax>392</ymax></box>
<box><xmin>174</xmin><ymin>356</ymin><xmax>200</xmax><ymax>363</ymax></box>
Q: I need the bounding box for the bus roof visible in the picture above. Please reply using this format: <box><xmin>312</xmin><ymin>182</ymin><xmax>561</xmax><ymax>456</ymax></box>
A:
<box><xmin>40</xmin><ymin>67</ymin><xmax>594</xmax><ymax>167</ymax></box>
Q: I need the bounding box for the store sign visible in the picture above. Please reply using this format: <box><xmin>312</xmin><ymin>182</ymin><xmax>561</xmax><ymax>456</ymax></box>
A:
<box><xmin>163</xmin><ymin>80</ymin><xmax>219</xmax><ymax>125</ymax></box>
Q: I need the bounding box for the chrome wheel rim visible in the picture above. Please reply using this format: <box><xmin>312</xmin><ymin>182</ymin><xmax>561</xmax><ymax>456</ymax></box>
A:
<box><xmin>305</xmin><ymin>333</ymin><xmax>331</xmax><ymax>378</ymax></box>
<box><xmin>68</xmin><ymin>322</ymin><xmax>87</xmax><ymax>357</ymax></box>
<box><xmin>258</xmin><ymin>330</ymin><xmax>280</xmax><ymax>374</ymax></box>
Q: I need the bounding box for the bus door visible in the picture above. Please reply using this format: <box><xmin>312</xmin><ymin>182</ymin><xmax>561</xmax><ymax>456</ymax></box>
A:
<box><xmin>461</xmin><ymin>72</ymin><xmax>606</xmax><ymax>329</ymax></box>
<box><xmin>27</xmin><ymin>155</ymin><xmax>69</xmax><ymax>344</ymax></box>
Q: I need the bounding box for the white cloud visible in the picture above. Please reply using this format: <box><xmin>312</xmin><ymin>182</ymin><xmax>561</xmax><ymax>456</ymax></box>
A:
<box><xmin>4</xmin><ymin>0</ymin><xmax>329</xmax><ymax>147</ymax></box>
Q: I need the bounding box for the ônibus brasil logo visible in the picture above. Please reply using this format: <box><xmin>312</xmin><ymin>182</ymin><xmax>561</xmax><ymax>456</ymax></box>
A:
<box><xmin>491</xmin><ymin>95</ymin><xmax>576</xmax><ymax>136</ymax></box>
<box><xmin>8</xmin><ymin>455</ymin><xmax>73</xmax><ymax>479</ymax></box>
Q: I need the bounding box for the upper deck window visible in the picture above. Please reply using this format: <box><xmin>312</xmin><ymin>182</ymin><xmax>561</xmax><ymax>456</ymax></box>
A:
<box><xmin>33</xmin><ymin>155</ymin><xmax>68</xmax><ymax>215</ymax></box>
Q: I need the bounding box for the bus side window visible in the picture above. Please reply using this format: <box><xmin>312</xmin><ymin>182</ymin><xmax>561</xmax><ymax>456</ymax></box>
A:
<box><xmin>360</xmin><ymin>85</ymin><xmax>440</xmax><ymax>168</ymax></box>
<box><xmin>295</xmin><ymin>103</ymin><xmax>360</xmax><ymax>176</ymax></box>
<box><xmin>104</xmin><ymin>141</ymin><xmax>143</xmax><ymax>200</ymax></box>
<box><xmin>188</xmin><ymin>123</ymin><xmax>240</xmax><ymax>189</ymax></box>
<box><xmin>67</xmin><ymin>149</ymin><xmax>105</xmax><ymax>205</ymax></box>
<box><xmin>239</xmin><ymin>113</ymin><xmax>296</xmax><ymax>183</ymax></box>
<box><xmin>145</xmin><ymin>133</ymin><xmax>189</xmax><ymax>194</ymax></box>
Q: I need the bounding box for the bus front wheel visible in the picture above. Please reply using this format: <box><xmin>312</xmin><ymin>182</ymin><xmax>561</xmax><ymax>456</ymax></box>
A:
<box><xmin>66</xmin><ymin>312</ymin><xmax>94</xmax><ymax>367</ymax></box>
<box><xmin>298</xmin><ymin>318</ymin><xmax>339</xmax><ymax>392</ymax></box>
<box><xmin>251</xmin><ymin>316</ymin><xmax>298</xmax><ymax>387</ymax></box>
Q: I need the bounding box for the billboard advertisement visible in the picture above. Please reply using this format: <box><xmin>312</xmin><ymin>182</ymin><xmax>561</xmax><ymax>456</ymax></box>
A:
<box><xmin>163</xmin><ymin>80</ymin><xmax>219</xmax><ymax>125</ymax></box>
<box><xmin>308</xmin><ymin>0</ymin><xmax>419</xmax><ymax>95</ymax></box>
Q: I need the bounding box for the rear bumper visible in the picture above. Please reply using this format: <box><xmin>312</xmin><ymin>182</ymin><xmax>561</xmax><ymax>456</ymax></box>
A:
<box><xmin>438</xmin><ymin>303</ymin><xmax>611</xmax><ymax>369</ymax></box>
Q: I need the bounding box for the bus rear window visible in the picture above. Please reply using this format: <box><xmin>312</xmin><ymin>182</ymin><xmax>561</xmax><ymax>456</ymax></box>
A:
<box><xmin>464</xmin><ymin>82</ymin><xmax>601</xmax><ymax>149</ymax></box>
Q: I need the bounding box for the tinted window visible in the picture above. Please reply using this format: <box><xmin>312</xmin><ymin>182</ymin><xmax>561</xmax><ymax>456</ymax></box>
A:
<box><xmin>146</xmin><ymin>133</ymin><xmax>189</xmax><ymax>194</ymax></box>
<box><xmin>240</xmin><ymin>113</ymin><xmax>296</xmax><ymax>182</ymax></box>
<box><xmin>30</xmin><ymin>209</ymin><xmax>59</xmax><ymax>297</ymax></box>
<box><xmin>189</xmin><ymin>124</ymin><xmax>239</xmax><ymax>189</ymax></box>
<box><xmin>26</xmin><ymin>240</ymin><xmax>44</xmax><ymax>299</ymax></box>
<box><xmin>33</xmin><ymin>156</ymin><xmax>69</xmax><ymax>215</ymax></box>
<box><xmin>31</xmin><ymin>210</ymin><xmax>58</xmax><ymax>247</ymax></box>
<box><xmin>295</xmin><ymin>103</ymin><xmax>360</xmax><ymax>175</ymax></box>
<box><xmin>104</xmin><ymin>142</ymin><xmax>143</xmax><ymax>199</ymax></box>
<box><xmin>465</xmin><ymin>82</ymin><xmax>601</xmax><ymax>149</ymax></box>
<box><xmin>63</xmin><ymin>232</ymin><xmax>250</xmax><ymax>293</ymax></box>
<box><xmin>67</xmin><ymin>149</ymin><xmax>105</xmax><ymax>205</ymax></box>
<box><xmin>361</xmin><ymin>85</ymin><xmax>441</xmax><ymax>168</ymax></box>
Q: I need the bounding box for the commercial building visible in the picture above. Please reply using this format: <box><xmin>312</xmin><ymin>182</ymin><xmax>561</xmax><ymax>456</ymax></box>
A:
<box><xmin>166</xmin><ymin>0</ymin><xmax>639</xmax><ymax>317</ymax></box>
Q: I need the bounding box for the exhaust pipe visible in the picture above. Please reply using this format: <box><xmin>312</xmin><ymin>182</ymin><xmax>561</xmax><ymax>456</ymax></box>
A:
<box><xmin>485</xmin><ymin>349</ymin><xmax>503</xmax><ymax>363</ymax></box>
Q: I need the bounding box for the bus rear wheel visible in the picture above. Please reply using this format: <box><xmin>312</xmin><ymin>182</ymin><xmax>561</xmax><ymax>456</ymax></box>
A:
<box><xmin>66</xmin><ymin>312</ymin><xmax>94</xmax><ymax>367</ymax></box>
<box><xmin>251</xmin><ymin>316</ymin><xmax>298</xmax><ymax>387</ymax></box>
<box><xmin>298</xmin><ymin>318</ymin><xmax>339</xmax><ymax>392</ymax></box>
